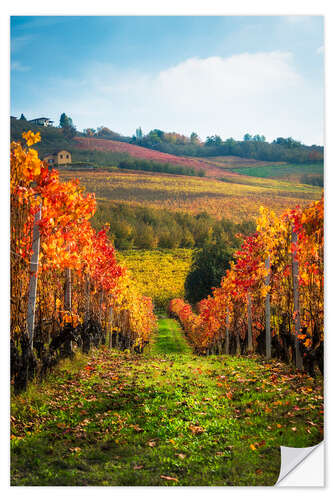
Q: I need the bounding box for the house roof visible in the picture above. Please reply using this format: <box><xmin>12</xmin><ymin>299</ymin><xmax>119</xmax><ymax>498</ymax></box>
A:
<box><xmin>29</xmin><ymin>117</ymin><xmax>54</xmax><ymax>122</ymax></box>
<box><xmin>42</xmin><ymin>150</ymin><xmax>71</xmax><ymax>158</ymax></box>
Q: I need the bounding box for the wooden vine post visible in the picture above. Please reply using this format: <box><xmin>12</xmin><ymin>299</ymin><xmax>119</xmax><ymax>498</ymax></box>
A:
<box><xmin>247</xmin><ymin>292</ymin><xmax>253</xmax><ymax>352</ymax></box>
<box><xmin>225</xmin><ymin>307</ymin><xmax>230</xmax><ymax>354</ymax></box>
<box><xmin>63</xmin><ymin>238</ymin><xmax>73</xmax><ymax>356</ymax></box>
<box><xmin>27</xmin><ymin>203</ymin><xmax>42</xmax><ymax>350</ymax></box>
<box><xmin>265</xmin><ymin>256</ymin><xmax>271</xmax><ymax>359</ymax></box>
<box><xmin>291</xmin><ymin>228</ymin><xmax>304</xmax><ymax>370</ymax></box>
<box><xmin>64</xmin><ymin>268</ymin><xmax>72</xmax><ymax>311</ymax></box>
<box><xmin>85</xmin><ymin>277</ymin><xmax>90</xmax><ymax>323</ymax></box>
<box><xmin>108</xmin><ymin>306</ymin><xmax>113</xmax><ymax>349</ymax></box>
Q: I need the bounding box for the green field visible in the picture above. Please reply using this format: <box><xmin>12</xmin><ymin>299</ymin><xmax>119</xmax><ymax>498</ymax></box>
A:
<box><xmin>11</xmin><ymin>319</ymin><xmax>323</xmax><ymax>486</ymax></box>
<box><xmin>231</xmin><ymin>163</ymin><xmax>324</xmax><ymax>185</ymax></box>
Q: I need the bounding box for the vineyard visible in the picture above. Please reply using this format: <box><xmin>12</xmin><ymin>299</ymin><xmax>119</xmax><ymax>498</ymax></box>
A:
<box><xmin>10</xmin><ymin>132</ymin><xmax>324</xmax><ymax>486</ymax></box>
<box><xmin>10</xmin><ymin>132</ymin><xmax>157</xmax><ymax>392</ymax></box>
<box><xmin>169</xmin><ymin>197</ymin><xmax>324</xmax><ymax>374</ymax></box>
<box><xmin>60</xmin><ymin>169</ymin><xmax>322</xmax><ymax>223</ymax></box>
<box><xmin>73</xmin><ymin>136</ymin><xmax>232</xmax><ymax>178</ymax></box>
<box><xmin>117</xmin><ymin>249</ymin><xmax>193</xmax><ymax>311</ymax></box>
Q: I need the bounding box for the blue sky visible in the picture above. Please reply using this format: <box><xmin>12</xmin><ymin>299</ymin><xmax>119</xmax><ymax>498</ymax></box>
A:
<box><xmin>10</xmin><ymin>16</ymin><xmax>324</xmax><ymax>145</ymax></box>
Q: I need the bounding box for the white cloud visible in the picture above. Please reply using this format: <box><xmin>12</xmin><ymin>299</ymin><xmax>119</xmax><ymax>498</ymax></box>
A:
<box><xmin>28</xmin><ymin>51</ymin><xmax>323</xmax><ymax>145</ymax></box>
<box><xmin>11</xmin><ymin>60</ymin><xmax>30</xmax><ymax>72</ymax></box>
<box><xmin>317</xmin><ymin>45</ymin><xmax>324</xmax><ymax>54</ymax></box>
<box><xmin>11</xmin><ymin>35</ymin><xmax>33</xmax><ymax>53</ymax></box>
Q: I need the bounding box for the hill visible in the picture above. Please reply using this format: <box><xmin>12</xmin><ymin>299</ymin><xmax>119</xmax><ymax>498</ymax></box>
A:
<box><xmin>73</xmin><ymin>137</ymin><xmax>232</xmax><ymax>178</ymax></box>
<box><xmin>60</xmin><ymin>169</ymin><xmax>322</xmax><ymax>223</ymax></box>
<box><xmin>11</xmin><ymin>119</ymin><xmax>323</xmax><ymax>185</ymax></box>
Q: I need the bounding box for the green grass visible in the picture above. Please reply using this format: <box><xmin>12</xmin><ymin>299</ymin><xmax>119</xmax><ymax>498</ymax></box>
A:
<box><xmin>11</xmin><ymin>319</ymin><xmax>323</xmax><ymax>486</ymax></box>
<box><xmin>231</xmin><ymin>163</ymin><xmax>323</xmax><ymax>184</ymax></box>
<box><xmin>149</xmin><ymin>318</ymin><xmax>192</xmax><ymax>355</ymax></box>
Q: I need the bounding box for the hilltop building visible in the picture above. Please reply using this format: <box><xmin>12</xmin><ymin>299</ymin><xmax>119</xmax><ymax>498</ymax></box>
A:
<box><xmin>43</xmin><ymin>150</ymin><xmax>72</xmax><ymax>166</ymax></box>
<box><xmin>29</xmin><ymin>117</ymin><xmax>54</xmax><ymax>127</ymax></box>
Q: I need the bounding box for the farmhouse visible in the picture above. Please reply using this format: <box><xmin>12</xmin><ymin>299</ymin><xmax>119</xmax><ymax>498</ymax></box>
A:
<box><xmin>43</xmin><ymin>150</ymin><xmax>72</xmax><ymax>166</ymax></box>
<box><xmin>28</xmin><ymin>117</ymin><xmax>54</xmax><ymax>127</ymax></box>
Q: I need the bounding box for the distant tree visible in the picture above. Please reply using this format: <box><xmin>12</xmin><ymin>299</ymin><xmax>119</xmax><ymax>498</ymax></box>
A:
<box><xmin>136</xmin><ymin>127</ymin><xmax>143</xmax><ymax>140</ymax></box>
<box><xmin>273</xmin><ymin>137</ymin><xmax>301</xmax><ymax>148</ymax></box>
<box><xmin>243</xmin><ymin>133</ymin><xmax>252</xmax><ymax>141</ymax></box>
<box><xmin>59</xmin><ymin>113</ymin><xmax>76</xmax><ymax>139</ymax></box>
<box><xmin>19</xmin><ymin>113</ymin><xmax>27</xmax><ymax>121</ymax></box>
<box><xmin>185</xmin><ymin>242</ymin><xmax>234</xmax><ymax>304</ymax></box>
<box><xmin>134</xmin><ymin>223</ymin><xmax>157</xmax><ymax>249</ymax></box>
<box><xmin>59</xmin><ymin>113</ymin><xmax>73</xmax><ymax>129</ymax></box>
<box><xmin>147</xmin><ymin>129</ymin><xmax>164</xmax><ymax>143</ymax></box>
<box><xmin>190</xmin><ymin>132</ymin><xmax>200</xmax><ymax>144</ymax></box>
<box><xmin>83</xmin><ymin>128</ymin><xmax>96</xmax><ymax>136</ymax></box>
<box><xmin>205</xmin><ymin>135</ymin><xmax>222</xmax><ymax>146</ymax></box>
<box><xmin>253</xmin><ymin>134</ymin><xmax>266</xmax><ymax>142</ymax></box>
<box><xmin>96</xmin><ymin>126</ymin><xmax>122</xmax><ymax>139</ymax></box>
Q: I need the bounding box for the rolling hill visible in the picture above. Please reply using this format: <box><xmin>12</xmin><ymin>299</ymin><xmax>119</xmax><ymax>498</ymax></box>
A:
<box><xmin>73</xmin><ymin>137</ymin><xmax>235</xmax><ymax>178</ymax></box>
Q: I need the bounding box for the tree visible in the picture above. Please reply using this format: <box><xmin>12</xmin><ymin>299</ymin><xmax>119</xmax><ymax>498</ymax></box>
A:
<box><xmin>59</xmin><ymin>113</ymin><xmax>76</xmax><ymax>139</ymax></box>
<box><xmin>253</xmin><ymin>134</ymin><xmax>266</xmax><ymax>142</ymax></box>
<box><xmin>205</xmin><ymin>135</ymin><xmax>222</xmax><ymax>146</ymax></box>
<box><xmin>185</xmin><ymin>242</ymin><xmax>234</xmax><ymax>304</ymax></box>
<box><xmin>20</xmin><ymin>113</ymin><xmax>27</xmax><ymax>121</ymax></box>
<box><xmin>136</xmin><ymin>127</ymin><xmax>143</xmax><ymax>140</ymax></box>
<box><xmin>83</xmin><ymin>128</ymin><xmax>96</xmax><ymax>137</ymax></box>
<box><xmin>190</xmin><ymin>132</ymin><xmax>200</xmax><ymax>144</ymax></box>
<box><xmin>59</xmin><ymin>113</ymin><xmax>73</xmax><ymax>129</ymax></box>
<box><xmin>243</xmin><ymin>133</ymin><xmax>252</xmax><ymax>141</ymax></box>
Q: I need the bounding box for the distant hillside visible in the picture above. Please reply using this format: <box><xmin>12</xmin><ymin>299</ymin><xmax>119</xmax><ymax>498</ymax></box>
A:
<box><xmin>11</xmin><ymin>118</ymin><xmax>323</xmax><ymax>184</ymax></box>
<box><xmin>73</xmin><ymin>137</ymin><xmax>234</xmax><ymax>178</ymax></box>
<box><xmin>132</xmin><ymin>129</ymin><xmax>323</xmax><ymax>164</ymax></box>
<box><xmin>11</xmin><ymin>117</ymin><xmax>74</xmax><ymax>154</ymax></box>
<box><xmin>10</xmin><ymin>118</ymin><xmax>132</xmax><ymax>167</ymax></box>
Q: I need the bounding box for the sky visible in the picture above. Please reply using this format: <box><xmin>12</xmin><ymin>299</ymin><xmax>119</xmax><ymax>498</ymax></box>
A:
<box><xmin>10</xmin><ymin>15</ymin><xmax>324</xmax><ymax>145</ymax></box>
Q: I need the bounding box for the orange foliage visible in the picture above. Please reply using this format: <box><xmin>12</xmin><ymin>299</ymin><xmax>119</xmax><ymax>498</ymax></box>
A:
<box><xmin>11</xmin><ymin>132</ymin><xmax>157</xmax><ymax>351</ymax></box>
<box><xmin>169</xmin><ymin>197</ymin><xmax>324</xmax><ymax>360</ymax></box>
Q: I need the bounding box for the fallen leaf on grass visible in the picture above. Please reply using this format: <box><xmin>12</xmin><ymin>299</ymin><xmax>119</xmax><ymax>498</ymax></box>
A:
<box><xmin>147</xmin><ymin>440</ymin><xmax>157</xmax><ymax>447</ymax></box>
<box><xmin>133</xmin><ymin>465</ymin><xmax>144</xmax><ymax>470</ymax></box>
<box><xmin>250</xmin><ymin>444</ymin><xmax>256</xmax><ymax>451</ymax></box>
<box><xmin>131</xmin><ymin>424</ymin><xmax>144</xmax><ymax>432</ymax></box>
<box><xmin>160</xmin><ymin>475</ymin><xmax>178</xmax><ymax>482</ymax></box>
<box><xmin>189</xmin><ymin>424</ymin><xmax>205</xmax><ymax>435</ymax></box>
<box><xmin>176</xmin><ymin>453</ymin><xmax>186</xmax><ymax>460</ymax></box>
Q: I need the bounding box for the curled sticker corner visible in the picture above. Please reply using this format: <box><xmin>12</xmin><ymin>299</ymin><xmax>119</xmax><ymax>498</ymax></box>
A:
<box><xmin>275</xmin><ymin>441</ymin><xmax>324</xmax><ymax>486</ymax></box>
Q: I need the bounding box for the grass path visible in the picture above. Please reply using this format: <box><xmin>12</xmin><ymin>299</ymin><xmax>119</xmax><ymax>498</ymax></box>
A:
<box><xmin>149</xmin><ymin>317</ymin><xmax>191</xmax><ymax>355</ymax></box>
<box><xmin>11</xmin><ymin>319</ymin><xmax>323</xmax><ymax>486</ymax></box>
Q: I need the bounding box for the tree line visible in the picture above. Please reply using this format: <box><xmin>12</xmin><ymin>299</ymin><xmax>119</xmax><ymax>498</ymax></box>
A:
<box><xmin>118</xmin><ymin>158</ymin><xmax>205</xmax><ymax>177</ymax></box>
<box><xmin>12</xmin><ymin>113</ymin><xmax>323</xmax><ymax>165</ymax></box>
<box><xmin>131</xmin><ymin>128</ymin><xmax>323</xmax><ymax>164</ymax></box>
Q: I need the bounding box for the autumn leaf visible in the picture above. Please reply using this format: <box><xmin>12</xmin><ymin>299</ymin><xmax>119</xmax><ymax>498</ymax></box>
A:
<box><xmin>189</xmin><ymin>424</ymin><xmax>205</xmax><ymax>435</ymax></box>
<box><xmin>160</xmin><ymin>475</ymin><xmax>178</xmax><ymax>482</ymax></box>
<box><xmin>131</xmin><ymin>425</ymin><xmax>144</xmax><ymax>433</ymax></box>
